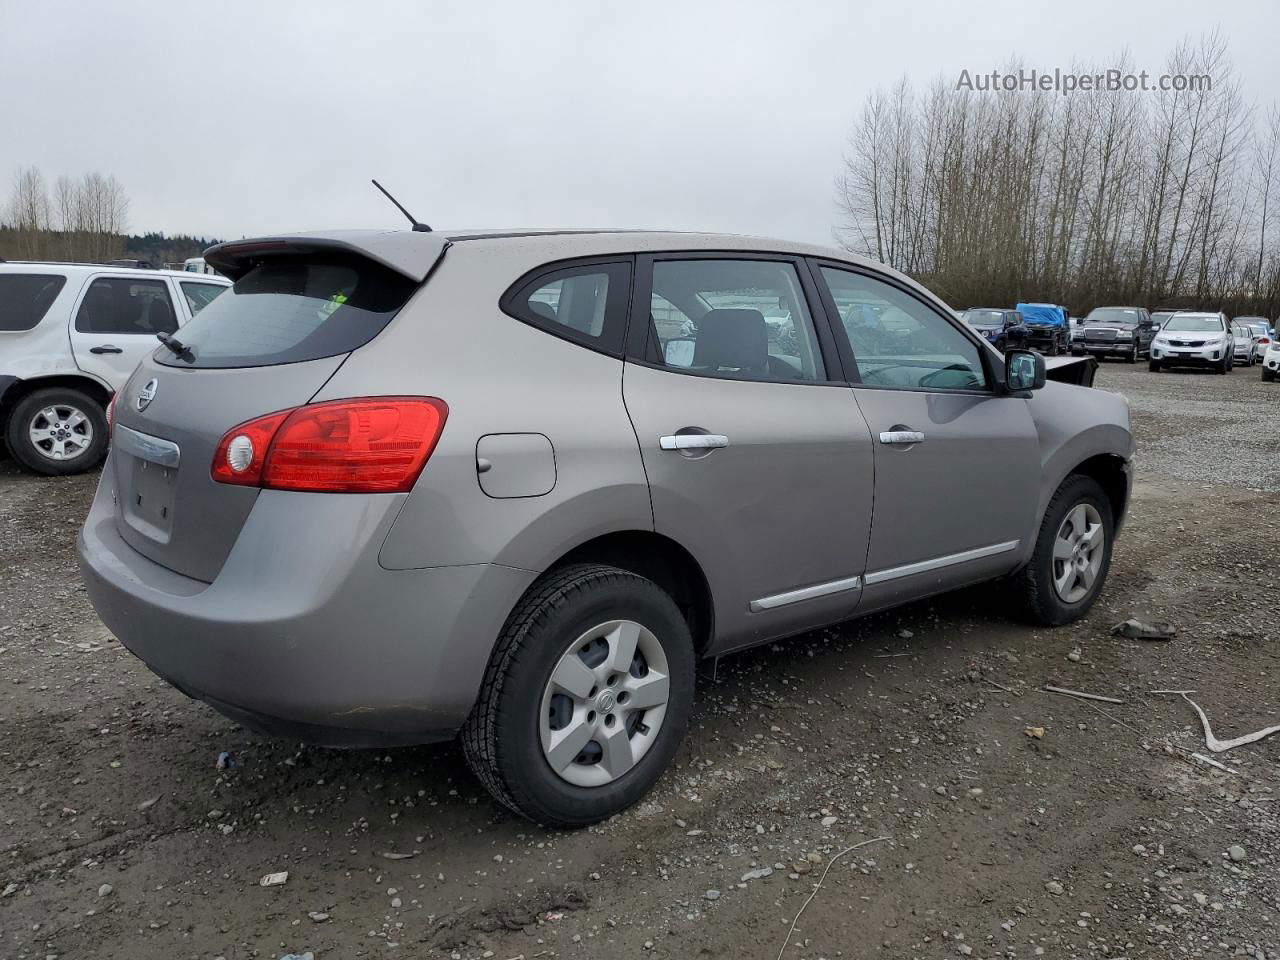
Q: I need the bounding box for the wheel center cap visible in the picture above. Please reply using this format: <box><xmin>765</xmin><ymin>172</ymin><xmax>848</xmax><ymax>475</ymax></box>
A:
<box><xmin>596</xmin><ymin>690</ymin><xmax>617</xmax><ymax>713</ymax></box>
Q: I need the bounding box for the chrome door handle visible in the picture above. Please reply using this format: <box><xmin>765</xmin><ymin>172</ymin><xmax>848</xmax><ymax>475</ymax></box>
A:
<box><xmin>879</xmin><ymin>430</ymin><xmax>925</xmax><ymax>445</ymax></box>
<box><xmin>660</xmin><ymin>434</ymin><xmax>729</xmax><ymax>450</ymax></box>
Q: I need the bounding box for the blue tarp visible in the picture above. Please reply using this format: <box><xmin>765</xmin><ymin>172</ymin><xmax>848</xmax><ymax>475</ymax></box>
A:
<box><xmin>1015</xmin><ymin>302</ymin><xmax>1067</xmax><ymax>327</ymax></box>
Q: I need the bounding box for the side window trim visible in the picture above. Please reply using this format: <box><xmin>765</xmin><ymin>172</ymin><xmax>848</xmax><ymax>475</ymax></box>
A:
<box><xmin>499</xmin><ymin>255</ymin><xmax>634</xmax><ymax>358</ymax></box>
<box><xmin>807</xmin><ymin>257</ymin><xmax>998</xmax><ymax>395</ymax></box>
<box><xmin>622</xmin><ymin>251</ymin><xmax>847</xmax><ymax>386</ymax></box>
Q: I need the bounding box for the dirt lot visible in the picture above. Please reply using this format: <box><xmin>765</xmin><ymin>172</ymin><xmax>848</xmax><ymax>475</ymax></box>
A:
<box><xmin>2</xmin><ymin>362</ymin><xmax>1278</xmax><ymax>960</ymax></box>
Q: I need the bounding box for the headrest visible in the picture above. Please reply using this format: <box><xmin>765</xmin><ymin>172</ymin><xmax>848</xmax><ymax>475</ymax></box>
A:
<box><xmin>692</xmin><ymin>308</ymin><xmax>768</xmax><ymax>373</ymax></box>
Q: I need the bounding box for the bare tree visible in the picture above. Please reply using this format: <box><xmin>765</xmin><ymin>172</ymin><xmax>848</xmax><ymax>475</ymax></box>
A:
<box><xmin>835</xmin><ymin>32</ymin><xmax>1280</xmax><ymax>318</ymax></box>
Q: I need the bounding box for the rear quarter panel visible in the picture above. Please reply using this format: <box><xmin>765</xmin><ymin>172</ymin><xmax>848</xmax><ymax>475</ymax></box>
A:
<box><xmin>316</xmin><ymin>244</ymin><xmax>652</xmax><ymax>572</ymax></box>
<box><xmin>0</xmin><ymin>271</ymin><xmax>93</xmax><ymax>382</ymax></box>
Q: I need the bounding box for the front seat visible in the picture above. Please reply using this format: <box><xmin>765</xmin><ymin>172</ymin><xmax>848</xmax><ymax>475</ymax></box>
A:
<box><xmin>691</xmin><ymin>308</ymin><xmax>770</xmax><ymax>378</ymax></box>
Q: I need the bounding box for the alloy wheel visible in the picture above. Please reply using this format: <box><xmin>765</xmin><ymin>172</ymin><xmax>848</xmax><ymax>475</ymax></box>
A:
<box><xmin>27</xmin><ymin>404</ymin><xmax>94</xmax><ymax>462</ymax></box>
<box><xmin>1052</xmin><ymin>503</ymin><xmax>1105</xmax><ymax>603</ymax></box>
<box><xmin>539</xmin><ymin>620</ymin><xmax>671</xmax><ymax>788</ymax></box>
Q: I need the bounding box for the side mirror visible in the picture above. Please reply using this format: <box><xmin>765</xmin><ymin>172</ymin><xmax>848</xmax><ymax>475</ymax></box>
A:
<box><xmin>664</xmin><ymin>338</ymin><xmax>695</xmax><ymax>368</ymax></box>
<box><xmin>1139</xmin><ymin>319</ymin><xmax>1154</xmax><ymax>330</ymax></box>
<box><xmin>1005</xmin><ymin>349</ymin><xmax>1046</xmax><ymax>392</ymax></box>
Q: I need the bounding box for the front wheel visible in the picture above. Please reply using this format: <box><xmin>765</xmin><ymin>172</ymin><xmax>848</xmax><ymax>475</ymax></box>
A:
<box><xmin>1149</xmin><ymin>359</ymin><xmax>1162</xmax><ymax>372</ymax></box>
<box><xmin>5</xmin><ymin>387</ymin><xmax>109</xmax><ymax>476</ymax></box>
<box><xmin>1125</xmin><ymin>342</ymin><xmax>1138</xmax><ymax>363</ymax></box>
<box><xmin>462</xmin><ymin>564</ymin><xmax>695</xmax><ymax>827</ymax></box>
<box><xmin>1018</xmin><ymin>474</ymin><xmax>1115</xmax><ymax>626</ymax></box>
<box><xmin>1263</xmin><ymin>367</ymin><xmax>1276</xmax><ymax>382</ymax></box>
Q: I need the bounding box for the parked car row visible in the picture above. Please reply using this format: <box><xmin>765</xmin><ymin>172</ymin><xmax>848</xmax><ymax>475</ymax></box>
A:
<box><xmin>962</xmin><ymin>300</ymin><xmax>1279</xmax><ymax>380</ymax></box>
<box><xmin>1149</xmin><ymin>311</ymin><xmax>1278</xmax><ymax>374</ymax></box>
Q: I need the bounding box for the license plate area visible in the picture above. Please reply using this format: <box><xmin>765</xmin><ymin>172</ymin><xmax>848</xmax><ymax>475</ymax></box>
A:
<box><xmin>122</xmin><ymin>456</ymin><xmax>177</xmax><ymax>542</ymax></box>
<box><xmin>112</xmin><ymin>424</ymin><xmax>182</xmax><ymax>544</ymax></box>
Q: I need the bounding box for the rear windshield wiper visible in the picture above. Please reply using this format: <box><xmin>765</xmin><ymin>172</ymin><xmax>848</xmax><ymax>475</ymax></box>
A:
<box><xmin>157</xmin><ymin>332</ymin><xmax>194</xmax><ymax>363</ymax></box>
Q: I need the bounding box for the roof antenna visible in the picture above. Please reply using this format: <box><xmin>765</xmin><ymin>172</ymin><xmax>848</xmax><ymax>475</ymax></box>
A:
<box><xmin>371</xmin><ymin>179</ymin><xmax>432</xmax><ymax>232</ymax></box>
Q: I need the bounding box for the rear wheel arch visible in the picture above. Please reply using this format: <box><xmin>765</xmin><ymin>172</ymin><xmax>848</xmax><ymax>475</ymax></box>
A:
<box><xmin>547</xmin><ymin>530</ymin><xmax>715</xmax><ymax>656</ymax></box>
<box><xmin>1</xmin><ymin>374</ymin><xmax>112</xmax><ymax>419</ymax></box>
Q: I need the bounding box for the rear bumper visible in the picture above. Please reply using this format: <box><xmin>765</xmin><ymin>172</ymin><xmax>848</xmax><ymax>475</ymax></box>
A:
<box><xmin>77</xmin><ymin>465</ymin><xmax>537</xmax><ymax>745</ymax></box>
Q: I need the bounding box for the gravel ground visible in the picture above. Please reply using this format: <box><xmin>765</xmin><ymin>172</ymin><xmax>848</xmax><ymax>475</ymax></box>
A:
<box><xmin>1</xmin><ymin>361</ymin><xmax>1278</xmax><ymax>960</ymax></box>
<box><xmin>1113</xmin><ymin>360</ymin><xmax>1280</xmax><ymax>491</ymax></box>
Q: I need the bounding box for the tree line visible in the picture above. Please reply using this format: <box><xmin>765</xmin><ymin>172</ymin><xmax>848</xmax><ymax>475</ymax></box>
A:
<box><xmin>836</xmin><ymin>33</ymin><xmax>1280</xmax><ymax>319</ymax></box>
<box><xmin>0</xmin><ymin>166</ymin><xmax>217</xmax><ymax>266</ymax></box>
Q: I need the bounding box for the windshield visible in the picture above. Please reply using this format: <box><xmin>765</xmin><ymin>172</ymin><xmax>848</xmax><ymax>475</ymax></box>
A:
<box><xmin>1085</xmin><ymin>308</ymin><xmax>1141</xmax><ymax>327</ymax></box>
<box><xmin>1163</xmin><ymin>315</ymin><xmax>1225</xmax><ymax>333</ymax></box>
<box><xmin>155</xmin><ymin>256</ymin><xmax>417</xmax><ymax>368</ymax></box>
<box><xmin>963</xmin><ymin>309</ymin><xmax>1005</xmax><ymax>325</ymax></box>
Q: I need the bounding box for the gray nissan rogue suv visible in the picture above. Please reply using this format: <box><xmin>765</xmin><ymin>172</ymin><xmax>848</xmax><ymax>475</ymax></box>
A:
<box><xmin>78</xmin><ymin>228</ymin><xmax>1133</xmax><ymax>826</ymax></box>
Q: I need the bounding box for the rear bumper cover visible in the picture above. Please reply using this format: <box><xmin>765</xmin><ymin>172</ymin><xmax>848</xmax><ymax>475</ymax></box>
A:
<box><xmin>77</xmin><ymin>467</ymin><xmax>536</xmax><ymax>744</ymax></box>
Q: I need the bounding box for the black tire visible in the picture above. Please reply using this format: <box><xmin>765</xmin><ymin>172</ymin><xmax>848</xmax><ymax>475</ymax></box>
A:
<box><xmin>462</xmin><ymin>563</ymin><xmax>695</xmax><ymax>827</ymax></box>
<box><xmin>1125</xmin><ymin>342</ymin><xmax>1138</xmax><ymax>363</ymax></box>
<box><xmin>1018</xmin><ymin>474</ymin><xmax>1115</xmax><ymax>626</ymax></box>
<box><xmin>1149</xmin><ymin>359</ymin><xmax>1161</xmax><ymax>372</ymax></box>
<box><xmin>4</xmin><ymin>387</ymin><xmax>108</xmax><ymax>476</ymax></box>
<box><xmin>1263</xmin><ymin>368</ymin><xmax>1275</xmax><ymax>382</ymax></box>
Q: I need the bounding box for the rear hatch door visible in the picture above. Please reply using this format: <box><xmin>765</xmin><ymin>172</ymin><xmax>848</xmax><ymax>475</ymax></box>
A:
<box><xmin>108</xmin><ymin>232</ymin><xmax>447</xmax><ymax>582</ymax></box>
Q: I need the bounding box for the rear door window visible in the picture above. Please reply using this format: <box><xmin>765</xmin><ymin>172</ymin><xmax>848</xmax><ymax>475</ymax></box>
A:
<box><xmin>0</xmin><ymin>274</ymin><xmax>67</xmax><ymax>331</ymax></box>
<box><xmin>180</xmin><ymin>281</ymin><xmax>227</xmax><ymax>317</ymax></box>
<box><xmin>156</xmin><ymin>257</ymin><xmax>417</xmax><ymax>368</ymax></box>
<box><xmin>645</xmin><ymin>258</ymin><xmax>824</xmax><ymax>382</ymax></box>
<box><xmin>75</xmin><ymin>277</ymin><xmax>178</xmax><ymax>335</ymax></box>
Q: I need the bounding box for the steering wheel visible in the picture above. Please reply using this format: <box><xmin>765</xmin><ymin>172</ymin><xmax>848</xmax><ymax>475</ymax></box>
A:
<box><xmin>919</xmin><ymin>363</ymin><xmax>981</xmax><ymax>390</ymax></box>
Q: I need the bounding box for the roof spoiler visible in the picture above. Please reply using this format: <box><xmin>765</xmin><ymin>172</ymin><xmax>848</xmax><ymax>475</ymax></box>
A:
<box><xmin>204</xmin><ymin>230</ymin><xmax>451</xmax><ymax>283</ymax></box>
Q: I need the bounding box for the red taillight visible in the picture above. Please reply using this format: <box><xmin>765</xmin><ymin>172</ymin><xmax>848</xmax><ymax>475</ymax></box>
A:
<box><xmin>106</xmin><ymin>394</ymin><xmax>117</xmax><ymax>433</ymax></box>
<box><xmin>212</xmin><ymin>398</ymin><xmax>447</xmax><ymax>493</ymax></box>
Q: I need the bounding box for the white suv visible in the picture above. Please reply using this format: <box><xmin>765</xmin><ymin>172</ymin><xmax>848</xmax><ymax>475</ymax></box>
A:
<box><xmin>0</xmin><ymin>262</ymin><xmax>230</xmax><ymax>475</ymax></box>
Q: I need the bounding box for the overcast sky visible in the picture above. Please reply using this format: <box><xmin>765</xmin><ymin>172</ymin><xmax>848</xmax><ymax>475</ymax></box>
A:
<box><xmin>1</xmin><ymin>0</ymin><xmax>1275</xmax><ymax>246</ymax></box>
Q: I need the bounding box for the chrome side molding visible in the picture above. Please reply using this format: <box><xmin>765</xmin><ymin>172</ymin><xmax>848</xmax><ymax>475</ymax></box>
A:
<box><xmin>749</xmin><ymin>573</ymin><xmax>862</xmax><ymax>612</ymax></box>
<box><xmin>863</xmin><ymin>540</ymin><xmax>1019</xmax><ymax>585</ymax></box>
